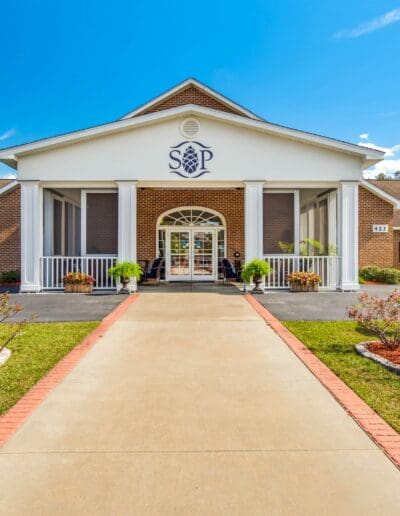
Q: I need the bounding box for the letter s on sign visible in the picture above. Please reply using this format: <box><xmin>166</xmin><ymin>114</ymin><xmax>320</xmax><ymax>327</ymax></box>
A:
<box><xmin>169</xmin><ymin>149</ymin><xmax>181</xmax><ymax>170</ymax></box>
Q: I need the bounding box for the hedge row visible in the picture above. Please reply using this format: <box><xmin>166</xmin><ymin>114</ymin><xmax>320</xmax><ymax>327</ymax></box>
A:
<box><xmin>0</xmin><ymin>270</ymin><xmax>20</xmax><ymax>284</ymax></box>
<box><xmin>359</xmin><ymin>266</ymin><xmax>400</xmax><ymax>285</ymax></box>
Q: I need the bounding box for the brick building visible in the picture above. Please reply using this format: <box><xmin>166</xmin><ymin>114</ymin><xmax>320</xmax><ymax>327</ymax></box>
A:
<box><xmin>0</xmin><ymin>78</ymin><xmax>385</xmax><ymax>291</ymax></box>
<box><xmin>359</xmin><ymin>181</ymin><xmax>400</xmax><ymax>269</ymax></box>
<box><xmin>0</xmin><ymin>180</ymin><xmax>20</xmax><ymax>275</ymax></box>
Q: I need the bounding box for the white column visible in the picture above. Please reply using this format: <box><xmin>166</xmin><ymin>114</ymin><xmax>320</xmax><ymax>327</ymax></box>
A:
<box><xmin>338</xmin><ymin>181</ymin><xmax>359</xmax><ymax>291</ymax></box>
<box><xmin>20</xmin><ymin>181</ymin><xmax>43</xmax><ymax>292</ymax></box>
<box><xmin>117</xmin><ymin>181</ymin><xmax>137</xmax><ymax>290</ymax></box>
<box><xmin>244</xmin><ymin>181</ymin><xmax>264</xmax><ymax>262</ymax></box>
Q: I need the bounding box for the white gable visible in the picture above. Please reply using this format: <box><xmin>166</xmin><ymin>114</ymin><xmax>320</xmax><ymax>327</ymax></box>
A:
<box><xmin>18</xmin><ymin>114</ymin><xmax>364</xmax><ymax>183</ymax></box>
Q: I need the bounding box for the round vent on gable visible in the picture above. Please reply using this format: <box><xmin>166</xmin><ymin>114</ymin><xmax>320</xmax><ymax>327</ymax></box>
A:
<box><xmin>180</xmin><ymin>118</ymin><xmax>200</xmax><ymax>138</ymax></box>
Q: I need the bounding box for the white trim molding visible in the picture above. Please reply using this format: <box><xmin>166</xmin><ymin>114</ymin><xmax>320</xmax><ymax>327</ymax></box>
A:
<box><xmin>338</xmin><ymin>181</ymin><xmax>359</xmax><ymax>291</ymax></box>
<box><xmin>244</xmin><ymin>181</ymin><xmax>265</xmax><ymax>262</ymax></box>
<box><xmin>20</xmin><ymin>181</ymin><xmax>43</xmax><ymax>292</ymax></box>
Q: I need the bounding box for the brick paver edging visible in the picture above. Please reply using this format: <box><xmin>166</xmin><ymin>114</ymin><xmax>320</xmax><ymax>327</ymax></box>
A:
<box><xmin>0</xmin><ymin>293</ymin><xmax>140</xmax><ymax>448</ymax></box>
<box><xmin>244</xmin><ymin>293</ymin><xmax>400</xmax><ymax>469</ymax></box>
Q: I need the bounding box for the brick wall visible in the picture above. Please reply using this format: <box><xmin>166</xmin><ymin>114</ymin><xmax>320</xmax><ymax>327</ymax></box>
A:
<box><xmin>0</xmin><ymin>185</ymin><xmax>20</xmax><ymax>274</ymax></box>
<box><xmin>140</xmin><ymin>86</ymin><xmax>246</xmax><ymax>117</ymax></box>
<box><xmin>137</xmin><ymin>188</ymin><xmax>244</xmax><ymax>262</ymax></box>
<box><xmin>359</xmin><ymin>185</ymin><xmax>395</xmax><ymax>268</ymax></box>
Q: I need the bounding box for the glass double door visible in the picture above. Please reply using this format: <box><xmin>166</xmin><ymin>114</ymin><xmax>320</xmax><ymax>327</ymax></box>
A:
<box><xmin>166</xmin><ymin>229</ymin><xmax>216</xmax><ymax>281</ymax></box>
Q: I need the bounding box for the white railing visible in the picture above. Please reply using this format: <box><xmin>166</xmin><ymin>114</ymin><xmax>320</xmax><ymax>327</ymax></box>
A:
<box><xmin>41</xmin><ymin>256</ymin><xmax>117</xmax><ymax>290</ymax></box>
<box><xmin>264</xmin><ymin>255</ymin><xmax>340</xmax><ymax>290</ymax></box>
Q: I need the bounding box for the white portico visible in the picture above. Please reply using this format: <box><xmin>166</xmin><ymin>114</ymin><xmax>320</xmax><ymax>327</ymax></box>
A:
<box><xmin>0</xmin><ymin>79</ymin><xmax>384</xmax><ymax>292</ymax></box>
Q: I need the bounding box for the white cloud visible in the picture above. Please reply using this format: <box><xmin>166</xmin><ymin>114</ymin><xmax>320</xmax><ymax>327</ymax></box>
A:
<box><xmin>0</xmin><ymin>172</ymin><xmax>16</xmax><ymax>179</ymax></box>
<box><xmin>359</xmin><ymin>142</ymin><xmax>400</xmax><ymax>157</ymax></box>
<box><xmin>334</xmin><ymin>8</ymin><xmax>400</xmax><ymax>38</ymax></box>
<box><xmin>0</xmin><ymin>128</ymin><xmax>16</xmax><ymax>141</ymax></box>
<box><xmin>361</xmin><ymin>140</ymin><xmax>400</xmax><ymax>178</ymax></box>
<box><xmin>359</xmin><ymin>133</ymin><xmax>369</xmax><ymax>140</ymax></box>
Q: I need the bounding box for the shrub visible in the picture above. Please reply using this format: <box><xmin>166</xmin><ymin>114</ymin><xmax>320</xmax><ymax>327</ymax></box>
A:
<box><xmin>379</xmin><ymin>268</ymin><xmax>400</xmax><ymax>284</ymax></box>
<box><xmin>347</xmin><ymin>290</ymin><xmax>400</xmax><ymax>350</ymax></box>
<box><xmin>241</xmin><ymin>259</ymin><xmax>271</xmax><ymax>283</ymax></box>
<box><xmin>0</xmin><ymin>293</ymin><xmax>31</xmax><ymax>353</ymax></box>
<box><xmin>63</xmin><ymin>272</ymin><xmax>95</xmax><ymax>285</ymax></box>
<box><xmin>0</xmin><ymin>270</ymin><xmax>20</xmax><ymax>284</ymax></box>
<box><xmin>108</xmin><ymin>262</ymin><xmax>143</xmax><ymax>281</ymax></box>
<box><xmin>287</xmin><ymin>271</ymin><xmax>320</xmax><ymax>285</ymax></box>
<box><xmin>359</xmin><ymin>266</ymin><xmax>400</xmax><ymax>284</ymax></box>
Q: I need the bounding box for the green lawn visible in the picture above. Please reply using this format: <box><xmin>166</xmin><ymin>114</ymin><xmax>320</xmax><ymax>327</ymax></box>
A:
<box><xmin>0</xmin><ymin>322</ymin><xmax>98</xmax><ymax>415</ymax></box>
<box><xmin>283</xmin><ymin>321</ymin><xmax>400</xmax><ymax>433</ymax></box>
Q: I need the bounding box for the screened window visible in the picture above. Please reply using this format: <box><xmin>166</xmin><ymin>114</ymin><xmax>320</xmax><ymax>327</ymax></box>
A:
<box><xmin>53</xmin><ymin>199</ymin><xmax>63</xmax><ymax>255</ymax></box>
<box><xmin>86</xmin><ymin>193</ymin><xmax>118</xmax><ymax>254</ymax></box>
<box><xmin>263</xmin><ymin>193</ymin><xmax>294</xmax><ymax>254</ymax></box>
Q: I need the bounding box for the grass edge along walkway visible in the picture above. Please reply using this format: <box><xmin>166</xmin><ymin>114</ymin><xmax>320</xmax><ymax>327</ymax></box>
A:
<box><xmin>0</xmin><ymin>321</ymin><xmax>99</xmax><ymax>416</ymax></box>
<box><xmin>0</xmin><ymin>293</ymin><xmax>139</xmax><ymax>447</ymax></box>
<box><xmin>283</xmin><ymin>320</ymin><xmax>400</xmax><ymax>434</ymax></box>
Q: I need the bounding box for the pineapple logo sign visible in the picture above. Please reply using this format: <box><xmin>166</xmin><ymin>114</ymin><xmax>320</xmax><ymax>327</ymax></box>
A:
<box><xmin>169</xmin><ymin>141</ymin><xmax>213</xmax><ymax>178</ymax></box>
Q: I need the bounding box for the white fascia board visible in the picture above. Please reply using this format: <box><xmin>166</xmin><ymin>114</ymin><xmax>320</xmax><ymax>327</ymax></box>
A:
<box><xmin>361</xmin><ymin>180</ymin><xmax>400</xmax><ymax>208</ymax></box>
<box><xmin>0</xmin><ymin>179</ymin><xmax>18</xmax><ymax>196</ymax></box>
<box><xmin>0</xmin><ymin>104</ymin><xmax>384</xmax><ymax>166</ymax></box>
<box><xmin>119</xmin><ymin>78</ymin><xmax>262</xmax><ymax>121</ymax></box>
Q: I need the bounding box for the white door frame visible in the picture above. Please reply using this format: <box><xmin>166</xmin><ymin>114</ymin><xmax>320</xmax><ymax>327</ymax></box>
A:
<box><xmin>165</xmin><ymin>227</ymin><xmax>218</xmax><ymax>282</ymax></box>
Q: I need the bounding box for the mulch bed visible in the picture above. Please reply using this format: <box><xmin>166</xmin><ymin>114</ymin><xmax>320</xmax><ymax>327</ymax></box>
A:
<box><xmin>367</xmin><ymin>342</ymin><xmax>400</xmax><ymax>366</ymax></box>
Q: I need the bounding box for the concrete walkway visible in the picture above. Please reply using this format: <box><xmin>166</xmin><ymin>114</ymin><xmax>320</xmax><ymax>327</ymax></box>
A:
<box><xmin>1</xmin><ymin>292</ymin><xmax>400</xmax><ymax>515</ymax></box>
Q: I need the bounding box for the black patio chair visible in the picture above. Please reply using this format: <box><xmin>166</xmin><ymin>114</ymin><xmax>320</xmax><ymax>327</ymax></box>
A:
<box><xmin>141</xmin><ymin>258</ymin><xmax>164</xmax><ymax>285</ymax></box>
<box><xmin>220</xmin><ymin>258</ymin><xmax>240</xmax><ymax>285</ymax></box>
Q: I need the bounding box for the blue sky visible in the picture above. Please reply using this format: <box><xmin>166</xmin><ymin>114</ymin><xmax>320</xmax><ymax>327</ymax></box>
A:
<box><xmin>1</xmin><ymin>1</ymin><xmax>399</xmax><ymax>178</ymax></box>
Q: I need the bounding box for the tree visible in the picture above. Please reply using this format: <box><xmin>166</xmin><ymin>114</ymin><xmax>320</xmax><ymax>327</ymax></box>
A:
<box><xmin>375</xmin><ymin>172</ymin><xmax>393</xmax><ymax>180</ymax></box>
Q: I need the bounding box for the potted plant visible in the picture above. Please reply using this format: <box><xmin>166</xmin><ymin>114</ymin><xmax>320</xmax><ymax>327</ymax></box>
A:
<box><xmin>108</xmin><ymin>261</ymin><xmax>143</xmax><ymax>293</ymax></box>
<box><xmin>287</xmin><ymin>271</ymin><xmax>320</xmax><ymax>292</ymax></box>
<box><xmin>63</xmin><ymin>272</ymin><xmax>95</xmax><ymax>293</ymax></box>
<box><xmin>241</xmin><ymin>259</ymin><xmax>271</xmax><ymax>294</ymax></box>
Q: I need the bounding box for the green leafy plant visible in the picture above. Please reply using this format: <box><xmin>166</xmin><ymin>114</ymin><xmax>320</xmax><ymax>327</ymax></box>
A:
<box><xmin>278</xmin><ymin>241</ymin><xmax>295</xmax><ymax>254</ymax></box>
<box><xmin>277</xmin><ymin>239</ymin><xmax>337</xmax><ymax>256</ymax></box>
<box><xmin>359</xmin><ymin>266</ymin><xmax>400</xmax><ymax>285</ymax></box>
<box><xmin>241</xmin><ymin>259</ymin><xmax>271</xmax><ymax>283</ymax></box>
<box><xmin>0</xmin><ymin>270</ymin><xmax>20</xmax><ymax>284</ymax></box>
<box><xmin>108</xmin><ymin>261</ymin><xmax>143</xmax><ymax>281</ymax></box>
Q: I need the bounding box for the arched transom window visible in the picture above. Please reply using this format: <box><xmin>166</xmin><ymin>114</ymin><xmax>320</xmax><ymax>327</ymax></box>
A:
<box><xmin>158</xmin><ymin>207</ymin><xmax>225</xmax><ymax>227</ymax></box>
